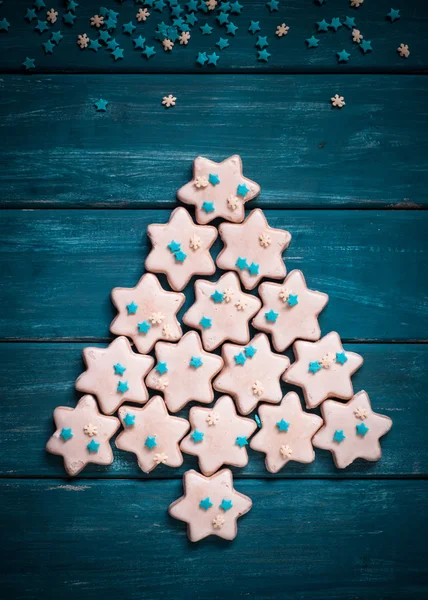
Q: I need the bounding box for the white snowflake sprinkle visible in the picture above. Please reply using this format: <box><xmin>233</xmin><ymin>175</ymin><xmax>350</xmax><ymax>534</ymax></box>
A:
<box><xmin>350</xmin><ymin>0</ymin><xmax>364</xmax><ymax>7</ymax></box>
<box><xmin>162</xmin><ymin>324</ymin><xmax>174</xmax><ymax>338</ymax></box>
<box><xmin>227</xmin><ymin>195</ymin><xmax>240</xmax><ymax>211</ymax></box>
<box><xmin>206</xmin><ymin>0</ymin><xmax>218</xmax><ymax>10</ymax></box>
<box><xmin>279</xmin><ymin>288</ymin><xmax>291</xmax><ymax>303</ymax></box>
<box><xmin>276</xmin><ymin>23</ymin><xmax>289</xmax><ymax>37</ymax></box>
<box><xmin>162</xmin><ymin>39</ymin><xmax>174</xmax><ymax>52</ymax></box>
<box><xmin>397</xmin><ymin>43</ymin><xmax>410</xmax><ymax>58</ymax></box>
<box><xmin>331</xmin><ymin>94</ymin><xmax>345</xmax><ymax>108</ymax></box>
<box><xmin>354</xmin><ymin>407</ymin><xmax>369</xmax><ymax>420</ymax></box>
<box><xmin>352</xmin><ymin>29</ymin><xmax>363</xmax><ymax>43</ymax></box>
<box><xmin>155</xmin><ymin>377</ymin><xmax>169</xmax><ymax>391</ymax></box>
<box><xmin>162</xmin><ymin>94</ymin><xmax>176</xmax><ymax>108</ymax></box>
<box><xmin>189</xmin><ymin>234</ymin><xmax>201</xmax><ymax>250</ymax></box>
<box><xmin>223</xmin><ymin>288</ymin><xmax>234</xmax><ymax>303</ymax></box>
<box><xmin>149</xmin><ymin>312</ymin><xmax>165</xmax><ymax>324</ymax></box>
<box><xmin>235</xmin><ymin>299</ymin><xmax>247</xmax><ymax>311</ymax></box>
<box><xmin>259</xmin><ymin>232</ymin><xmax>272</xmax><ymax>247</ymax></box>
<box><xmin>206</xmin><ymin>411</ymin><xmax>220</xmax><ymax>426</ymax></box>
<box><xmin>280</xmin><ymin>444</ymin><xmax>293</xmax><ymax>459</ymax></box>
<box><xmin>77</xmin><ymin>34</ymin><xmax>89</xmax><ymax>49</ymax></box>
<box><xmin>90</xmin><ymin>15</ymin><xmax>104</xmax><ymax>28</ymax></box>
<box><xmin>83</xmin><ymin>423</ymin><xmax>98</xmax><ymax>437</ymax></box>
<box><xmin>194</xmin><ymin>175</ymin><xmax>209</xmax><ymax>188</ymax></box>
<box><xmin>153</xmin><ymin>452</ymin><xmax>168</xmax><ymax>465</ymax></box>
<box><xmin>252</xmin><ymin>381</ymin><xmax>264</xmax><ymax>397</ymax></box>
<box><xmin>212</xmin><ymin>514</ymin><xmax>225</xmax><ymax>529</ymax></box>
<box><xmin>47</xmin><ymin>9</ymin><xmax>58</xmax><ymax>24</ymax></box>
<box><xmin>136</xmin><ymin>8</ymin><xmax>150</xmax><ymax>22</ymax></box>
<box><xmin>179</xmin><ymin>31</ymin><xmax>191</xmax><ymax>45</ymax></box>
<box><xmin>320</xmin><ymin>352</ymin><xmax>336</xmax><ymax>369</ymax></box>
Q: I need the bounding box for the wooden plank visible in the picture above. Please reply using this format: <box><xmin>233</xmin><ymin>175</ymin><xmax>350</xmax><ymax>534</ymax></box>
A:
<box><xmin>1</xmin><ymin>342</ymin><xmax>425</xmax><ymax>478</ymax></box>
<box><xmin>0</xmin><ymin>75</ymin><xmax>427</xmax><ymax>208</ymax></box>
<box><xmin>1</xmin><ymin>209</ymin><xmax>427</xmax><ymax>342</ymax></box>
<box><xmin>0</xmin><ymin>0</ymin><xmax>427</xmax><ymax>73</ymax></box>
<box><xmin>1</xmin><ymin>479</ymin><xmax>427</xmax><ymax>599</ymax></box>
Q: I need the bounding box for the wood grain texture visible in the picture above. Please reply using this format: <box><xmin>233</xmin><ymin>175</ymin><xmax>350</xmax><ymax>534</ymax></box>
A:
<box><xmin>0</xmin><ymin>0</ymin><xmax>427</xmax><ymax>73</ymax></box>
<box><xmin>1</xmin><ymin>479</ymin><xmax>427</xmax><ymax>599</ymax></box>
<box><xmin>0</xmin><ymin>75</ymin><xmax>427</xmax><ymax>208</ymax></box>
<box><xmin>0</xmin><ymin>342</ymin><xmax>424</xmax><ymax>478</ymax></box>
<box><xmin>1</xmin><ymin>209</ymin><xmax>427</xmax><ymax>341</ymax></box>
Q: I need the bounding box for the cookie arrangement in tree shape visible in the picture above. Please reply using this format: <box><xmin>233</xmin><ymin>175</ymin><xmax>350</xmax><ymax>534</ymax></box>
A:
<box><xmin>46</xmin><ymin>154</ymin><xmax>392</xmax><ymax>542</ymax></box>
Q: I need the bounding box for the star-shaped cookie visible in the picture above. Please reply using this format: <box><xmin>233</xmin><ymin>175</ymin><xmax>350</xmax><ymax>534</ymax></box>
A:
<box><xmin>110</xmin><ymin>273</ymin><xmax>185</xmax><ymax>354</ymax></box>
<box><xmin>180</xmin><ymin>395</ymin><xmax>257</xmax><ymax>475</ymax></box>
<box><xmin>216</xmin><ymin>209</ymin><xmax>291</xmax><ymax>290</ymax></box>
<box><xmin>250</xmin><ymin>392</ymin><xmax>323</xmax><ymax>473</ymax></box>
<box><xmin>182</xmin><ymin>272</ymin><xmax>261</xmax><ymax>351</ymax></box>
<box><xmin>252</xmin><ymin>270</ymin><xmax>328</xmax><ymax>351</ymax></box>
<box><xmin>312</xmin><ymin>390</ymin><xmax>392</xmax><ymax>469</ymax></box>
<box><xmin>177</xmin><ymin>155</ymin><xmax>260</xmax><ymax>224</ymax></box>
<box><xmin>75</xmin><ymin>337</ymin><xmax>154</xmax><ymax>415</ymax></box>
<box><xmin>145</xmin><ymin>331</ymin><xmax>223</xmax><ymax>412</ymax></box>
<box><xmin>169</xmin><ymin>468</ymin><xmax>252</xmax><ymax>541</ymax></box>
<box><xmin>213</xmin><ymin>333</ymin><xmax>289</xmax><ymax>415</ymax></box>
<box><xmin>283</xmin><ymin>332</ymin><xmax>364</xmax><ymax>409</ymax></box>
<box><xmin>145</xmin><ymin>207</ymin><xmax>218</xmax><ymax>291</ymax></box>
<box><xmin>46</xmin><ymin>395</ymin><xmax>120</xmax><ymax>476</ymax></box>
<box><xmin>115</xmin><ymin>396</ymin><xmax>189</xmax><ymax>473</ymax></box>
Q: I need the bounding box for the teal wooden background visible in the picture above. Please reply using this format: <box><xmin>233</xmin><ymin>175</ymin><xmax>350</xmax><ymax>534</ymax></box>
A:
<box><xmin>0</xmin><ymin>1</ymin><xmax>427</xmax><ymax>599</ymax></box>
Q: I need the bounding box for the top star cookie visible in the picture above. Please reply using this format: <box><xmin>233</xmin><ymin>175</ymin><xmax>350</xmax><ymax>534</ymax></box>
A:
<box><xmin>216</xmin><ymin>209</ymin><xmax>292</xmax><ymax>290</ymax></box>
<box><xmin>283</xmin><ymin>332</ymin><xmax>364</xmax><ymax>409</ymax></box>
<box><xmin>145</xmin><ymin>207</ymin><xmax>218</xmax><ymax>291</ymax></box>
<box><xmin>177</xmin><ymin>155</ymin><xmax>260</xmax><ymax>224</ymax></box>
<box><xmin>110</xmin><ymin>273</ymin><xmax>185</xmax><ymax>354</ymax></box>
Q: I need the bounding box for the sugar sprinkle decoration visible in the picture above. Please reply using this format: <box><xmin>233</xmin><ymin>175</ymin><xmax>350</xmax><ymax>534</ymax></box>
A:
<box><xmin>206</xmin><ymin>411</ymin><xmax>220</xmax><ymax>426</ymax></box>
<box><xmin>162</xmin><ymin>94</ymin><xmax>176</xmax><ymax>108</ymax></box>
<box><xmin>397</xmin><ymin>44</ymin><xmax>410</xmax><ymax>58</ymax></box>
<box><xmin>280</xmin><ymin>444</ymin><xmax>293</xmax><ymax>459</ymax></box>
<box><xmin>276</xmin><ymin>23</ymin><xmax>289</xmax><ymax>37</ymax></box>
<box><xmin>331</xmin><ymin>94</ymin><xmax>346</xmax><ymax>108</ymax></box>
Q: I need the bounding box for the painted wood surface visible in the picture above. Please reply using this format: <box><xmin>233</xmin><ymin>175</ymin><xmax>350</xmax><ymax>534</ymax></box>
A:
<box><xmin>1</xmin><ymin>479</ymin><xmax>427</xmax><ymax>599</ymax></box>
<box><xmin>1</xmin><ymin>0</ymin><xmax>427</xmax><ymax>74</ymax></box>
<box><xmin>1</xmin><ymin>342</ymin><xmax>424</xmax><ymax>478</ymax></box>
<box><xmin>1</xmin><ymin>209</ymin><xmax>427</xmax><ymax>341</ymax></box>
<box><xmin>0</xmin><ymin>75</ymin><xmax>427</xmax><ymax>209</ymax></box>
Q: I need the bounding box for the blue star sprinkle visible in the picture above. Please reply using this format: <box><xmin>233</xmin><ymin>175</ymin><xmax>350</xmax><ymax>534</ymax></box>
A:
<box><xmin>107</xmin><ymin>38</ymin><xmax>119</xmax><ymax>51</ymax></box>
<box><xmin>112</xmin><ymin>48</ymin><xmax>124</xmax><ymax>61</ymax></box>
<box><xmin>288</xmin><ymin>294</ymin><xmax>299</xmax><ymax>307</ymax></box>
<box><xmin>359</xmin><ymin>40</ymin><xmax>372</xmax><ymax>54</ymax></box>
<box><xmin>117</xmin><ymin>381</ymin><xmax>129</xmax><ymax>394</ymax></box>
<box><xmin>98</xmin><ymin>30</ymin><xmax>111</xmax><ymax>44</ymax></box>
<box><xmin>199</xmin><ymin>497</ymin><xmax>213</xmax><ymax>510</ymax></box>
<box><xmin>265</xmin><ymin>309</ymin><xmax>278</xmax><ymax>323</ymax></box>
<box><xmin>255</xmin><ymin>414</ymin><xmax>262</xmax><ymax>428</ymax></box>
<box><xmin>171</xmin><ymin>5</ymin><xmax>183</xmax><ymax>17</ymax></box>
<box><xmin>248</xmin><ymin>262</ymin><xmax>259</xmax><ymax>276</ymax></box>
<box><xmin>207</xmin><ymin>52</ymin><xmax>220</xmax><ymax>66</ymax></box>
<box><xmin>133</xmin><ymin>35</ymin><xmax>146</xmax><ymax>49</ymax></box>
<box><xmin>337</xmin><ymin>49</ymin><xmax>351</xmax><ymax>62</ymax></box>
<box><xmin>211</xmin><ymin>290</ymin><xmax>224</xmax><ymax>304</ymax></box>
<box><xmin>105</xmin><ymin>16</ymin><xmax>117</xmax><ymax>30</ymax></box>
<box><xmin>191</xmin><ymin>430</ymin><xmax>204</xmax><ymax>443</ymax></box>
<box><xmin>123</xmin><ymin>413</ymin><xmax>135</xmax><ymax>427</ymax></box>
<box><xmin>174</xmin><ymin>250</ymin><xmax>187</xmax><ymax>263</ymax></box>
<box><xmin>67</xmin><ymin>1</ymin><xmax>79</xmax><ymax>10</ymax></box>
<box><xmin>230</xmin><ymin>1</ymin><xmax>243</xmax><ymax>14</ymax></box>
<box><xmin>127</xmin><ymin>301</ymin><xmax>138</xmax><ymax>315</ymax></box>
<box><xmin>138</xmin><ymin>321</ymin><xmax>151</xmax><ymax>334</ymax></box>
<box><xmin>143</xmin><ymin>46</ymin><xmax>156</xmax><ymax>59</ymax></box>
<box><xmin>51</xmin><ymin>31</ymin><xmax>64</xmax><ymax>44</ymax></box>
<box><xmin>156</xmin><ymin>362</ymin><xmax>168</xmax><ymax>375</ymax></box>
<box><xmin>186</xmin><ymin>13</ymin><xmax>198</xmax><ymax>26</ymax></box>
<box><xmin>317</xmin><ymin>19</ymin><xmax>329</xmax><ymax>32</ymax></box>
<box><xmin>336</xmin><ymin>352</ymin><xmax>348</xmax><ymax>365</ymax></box>
<box><xmin>34</xmin><ymin>0</ymin><xmax>46</xmax><ymax>9</ymax></box>
<box><xmin>306</xmin><ymin>36</ymin><xmax>320</xmax><ymax>48</ymax></box>
<box><xmin>333</xmin><ymin>430</ymin><xmax>346</xmax><ymax>443</ymax></box>
<box><xmin>25</xmin><ymin>9</ymin><xmax>37</xmax><ymax>22</ymax></box>
<box><xmin>109</xmin><ymin>10</ymin><xmax>119</xmax><ymax>20</ymax></box>
<box><xmin>34</xmin><ymin>20</ymin><xmax>48</xmax><ymax>33</ymax></box>
<box><xmin>266</xmin><ymin>0</ymin><xmax>279</xmax><ymax>12</ymax></box>
<box><xmin>216</xmin><ymin>36</ymin><xmax>230</xmax><ymax>49</ymax></box>
<box><xmin>200</xmin><ymin>23</ymin><xmax>213</xmax><ymax>35</ymax></box>
<box><xmin>226</xmin><ymin>22</ymin><xmax>238</xmax><ymax>35</ymax></box>
<box><xmin>387</xmin><ymin>8</ymin><xmax>400</xmax><ymax>22</ymax></box>
<box><xmin>356</xmin><ymin>423</ymin><xmax>369</xmax><ymax>437</ymax></box>
<box><xmin>276</xmin><ymin>419</ymin><xmax>290</xmax><ymax>432</ymax></box>
<box><xmin>249</xmin><ymin>21</ymin><xmax>261</xmax><ymax>34</ymax></box>
<box><xmin>234</xmin><ymin>352</ymin><xmax>247</xmax><ymax>366</ymax></box>
<box><xmin>145</xmin><ymin>436</ymin><xmax>157</xmax><ymax>450</ymax></box>
<box><xmin>309</xmin><ymin>361</ymin><xmax>322</xmax><ymax>374</ymax></box>
<box><xmin>190</xmin><ymin>356</ymin><xmax>203</xmax><ymax>369</ymax></box>
<box><xmin>220</xmin><ymin>1</ymin><xmax>231</xmax><ymax>10</ymax></box>
<box><xmin>87</xmin><ymin>439</ymin><xmax>100</xmax><ymax>453</ymax></box>
<box><xmin>154</xmin><ymin>0</ymin><xmax>166</xmax><ymax>10</ymax></box>
<box><xmin>60</xmin><ymin>428</ymin><xmax>73</xmax><ymax>441</ymax></box>
<box><xmin>200</xmin><ymin>317</ymin><xmax>212</xmax><ymax>330</ymax></box>
<box><xmin>187</xmin><ymin>0</ymin><xmax>198</xmax><ymax>9</ymax></box>
<box><xmin>168</xmin><ymin>240</ymin><xmax>181</xmax><ymax>253</ymax></box>
<box><xmin>236</xmin><ymin>436</ymin><xmax>248</xmax><ymax>448</ymax></box>
<box><xmin>244</xmin><ymin>345</ymin><xmax>257</xmax><ymax>358</ymax></box>
<box><xmin>89</xmin><ymin>39</ymin><xmax>102</xmax><ymax>52</ymax></box>
<box><xmin>343</xmin><ymin>16</ymin><xmax>356</xmax><ymax>29</ymax></box>
<box><xmin>256</xmin><ymin>36</ymin><xmax>269</xmax><ymax>49</ymax></box>
<box><xmin>220</xmin><ymin>499</ymin><xmax>233</xmax><ymax>511</ymax></box>
<box><xmin>235</xmin><ymin>257</ymin><xmax>249</xmax><ymax>271</ymax></box>
<box><xmin>209</xmin><ymin>173</ymin><xmax>220</xmax><ymax>185</ymax></box>
<box><xmin>94</xmin><ymin>99</ymin><xmax>108</xmax><ymax>111</ymax></box>
<box><xmin>63</xmin><ymin>12</ymin><xmax>76</xmax><ymax>26</ymax></box>
<box><xmin>217</xmin><ymin>12</ymin><xmax>229</xmax><ymax>25</ymax></box>
<box><xmin>114</xmin><ymin>363</ymin><xmax>126</xmax><ymax>376</ymax></box>
<box><xmin>330</xmin><ymin>18</ymin><xmax>342</xmax><ymax>31</ymax></box>
<box><xmin>237</xmin><ymin>183</ymin><xmax>249</xmax><ymax>196</ymax></box>
<box><xmin>202</xmin><ymin>201</ymin><xmax>215</xmax><ymax>213</ymax></box>
<box><xmin>23</xmin><ymin>57</ymin><xmax>36</xmax><ymax>70</ymax></box>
